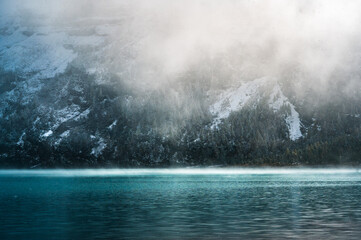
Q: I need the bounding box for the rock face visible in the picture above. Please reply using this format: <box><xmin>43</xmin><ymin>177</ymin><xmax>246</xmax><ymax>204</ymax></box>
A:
<box><xmin>1</xmin><ymin>13</ymin><xmax>361</xmax><ymax>168</ymax></box>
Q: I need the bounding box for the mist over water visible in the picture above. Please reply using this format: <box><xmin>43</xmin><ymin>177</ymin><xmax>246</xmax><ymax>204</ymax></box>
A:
<box><xmin>0</xmin><ymin>168</ymin><xmax>360</xmax><ymax>177</ymax></box>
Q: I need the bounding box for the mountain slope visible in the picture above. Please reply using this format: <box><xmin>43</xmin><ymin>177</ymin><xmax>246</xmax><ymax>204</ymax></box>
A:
<box><xmin>210</xmin><ymin>77</ymin><xmax>302</xmax><ymax>141</ymax></box>
<box><xmin>1</xmin><ymin>14</ymin><xmax>361</xmax><ymax>168</ymax></box>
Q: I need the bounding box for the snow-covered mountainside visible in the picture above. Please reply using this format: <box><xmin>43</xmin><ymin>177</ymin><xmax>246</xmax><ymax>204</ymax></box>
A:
<box><xmin>0</xmin><ymin>16</ymin><xmax>118</xmax><ymax>162</ymax></box>
<box><xmin>210</xmin><ymin>78</ymin><xmax>269</xmax><ymax>127</ymax></box>
<box><xmin>0</xmin><ymin>16</ymin><xmax>109</xmax><ymax>114</ymax></box>
<box><xmin>210</xmin><ymin>77</ymin><xmax>302</xmax><ymax>140</ymax></box>
<box><xmin>267</xmin><ymin>83</ymin><xmax>302</xmax><ymax>141</ymax></box>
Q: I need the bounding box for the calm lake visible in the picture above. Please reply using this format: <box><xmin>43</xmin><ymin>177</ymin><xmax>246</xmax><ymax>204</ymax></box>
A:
<box><xmin>1</xmin><ymin>168</ymin><xmax>361</xmax><ymax>239</ymax></box>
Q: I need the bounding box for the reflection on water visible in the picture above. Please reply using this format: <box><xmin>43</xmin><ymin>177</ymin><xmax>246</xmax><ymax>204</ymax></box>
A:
<box><xmin>0</xmin><ymin>169</ymin><xmax>361</xmax><ymax>239</ymax></box>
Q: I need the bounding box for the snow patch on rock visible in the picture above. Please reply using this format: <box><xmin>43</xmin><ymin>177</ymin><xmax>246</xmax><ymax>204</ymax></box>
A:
<box><xmin>0</xmin><ymin>32</ymin><xmax>77</xmax><ymax>79</ymax></box>
<box><xmin>0</xmin><ymin>22</ymin><xmax>105</xmax><ymax>81</ymax></box>
<box><xmin>54</xmin><ymin>130</ymin><xmax>71</xmax><ymax>146</ymax></box>
<box><xmin>17</xmin><ymin>132</ymin><xmax>25</xmax><ymax>146</ymax></box>
<box><xmin>91</xmin><ymin>138</ymin><xmax>106</xmax><ymax>157</ymax></box>
<box><xmin>268</xmin><ymin>84</ymin><xmax>302</xmax><ymax>141</ymax></box>
<box><xmin>74</xmin><ymin>108</ymin><xmax>90</xmax><ymax>121</ymax></box>
<box><xmin>108</xmin><ymin>120</ymin><xmax>117</xmax><ymax>130</ymax></box>
<box><xmin>56</xmin><ymin>104</ymin><xmax>81</xmax><ymax>125</ymax></box>
<box><xmin>210</xmin><ymin>77</ymin><xmax>303</xmax><ymax>141</ymax></box>
<box><xmin>41</xmin><ymin>130</ymin><xmax>53</xmax><ymax>138</ymax></box>
<box><xmin>210</xmin><ymin>77</ymin><xmax>269</xmax><ymax>127</ymax></box>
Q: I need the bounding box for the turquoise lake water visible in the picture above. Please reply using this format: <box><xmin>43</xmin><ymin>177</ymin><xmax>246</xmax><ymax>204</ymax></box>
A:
<box><xmin>0</xmin><ymin>168</ymin><xmax>361</xmax><ymax>239</ymax></box>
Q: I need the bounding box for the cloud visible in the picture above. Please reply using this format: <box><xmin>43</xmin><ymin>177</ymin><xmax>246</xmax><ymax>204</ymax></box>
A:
<box><xmin>2</xmin><ymin>0</ymin><xmax>361</xmax><ymax>94</ymax></box>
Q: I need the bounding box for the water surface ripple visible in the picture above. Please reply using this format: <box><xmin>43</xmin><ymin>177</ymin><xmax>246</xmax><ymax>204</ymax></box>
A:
<box><xmin>0</xmin><ymin>168</ymin><xmax>361</xmax><ymax>239</ymax></box>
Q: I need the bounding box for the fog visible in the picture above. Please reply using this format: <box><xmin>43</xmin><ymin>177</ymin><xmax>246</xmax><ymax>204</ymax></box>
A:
<box><xmin>2</xmin><ymin>0</ymin><xmax>361</xmax><ymax>97</ymax></box>
<box><xmin>0</xmin><ymin>168</ymin><xmax>358</xmax><ymax>177</ymax></box>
